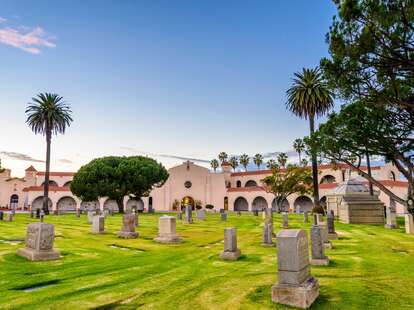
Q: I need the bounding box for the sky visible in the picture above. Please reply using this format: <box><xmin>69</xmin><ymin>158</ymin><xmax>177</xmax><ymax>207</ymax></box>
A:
<box><xmin>0</xmin><ymin>0</ymin><xmax>337</xmax><ymax>176</ymax></box>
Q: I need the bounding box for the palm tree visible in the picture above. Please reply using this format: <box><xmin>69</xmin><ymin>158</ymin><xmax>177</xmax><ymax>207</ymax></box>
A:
<box><xmin>266</xmin><ymin>159</ymin><xmax>278</xmax><ymax>169</ymax></box>
<box><xmin>301</xmin><ymin>158</ymin><xmax>308</xmax><ymax>167</ymax></box>
<box><xmin>253</xmin><ymin>153</ymin><xmax>263</xmax><ymax>170</ymax></box>
<box><xmin>277</xmin><ymin>152</ymin><xmax>288</xmax><ymax>168</ymax></box>
<box><xmin>26</xmin><ymin>93</ymin><xmax>73</xmax><ymax>214</ymax></box>
<box><xmin>229</xmin><ymin>156</ymin><xmax>239</xmax><ymax>172</ymax></box>
<box><xmin>293</xmin><ymin>138</ymin><xmax>305</xmax><ymax>163</ymax></box>
<box><xmin>239</xmin><ymin>154</ymin><xmax>250</xmax><ymax>171</ymax></box>
<box><xmin>218</xmin><ymin>152</ymin><xmax>228</xmax><ymax>164</ymax></box>
<box><xmin>286</xmin><ymin>67</ymin><xmax>334</xmax><ymax>214</ymax></box>
<box><xmin>210</xmin><ymin>159</ymin><xmax>219</xmax><ymax>172</ymax></box>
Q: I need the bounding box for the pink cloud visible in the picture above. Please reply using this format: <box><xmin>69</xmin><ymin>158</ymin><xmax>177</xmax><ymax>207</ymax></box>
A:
<box><xmin>0</xmin><ymin>23</ymin><xmax>56</xmax><ymax>54</ymax></box>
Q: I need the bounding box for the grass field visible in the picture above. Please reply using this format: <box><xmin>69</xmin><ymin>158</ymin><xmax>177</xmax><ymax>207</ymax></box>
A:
<box><xmin>0</xmin><ymin>212</ymin><xmax>414</xmax><ymax>309</ymax></box>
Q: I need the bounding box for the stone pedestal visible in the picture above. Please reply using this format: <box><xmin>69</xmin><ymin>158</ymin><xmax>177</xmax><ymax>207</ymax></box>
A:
<box><xmin>405</xmin><ymin>214</ymin><xmax>414</xmax><ymax>234</ymax></box>
<box><xmin>221</xmin><ymin>212</ymin><xmax>227</xmax><ymax>221</ymax></box>
<box><xmin>220</xmin><ymin>227</ymin><xmax>241</xmax><ymax>260</ymax></box>
<box><xmin>154</xmin><ymin>216</ymin><xmax>181</xmax><ymax>243</ymax></box>
<box><xmin>17</xmin><ymin>222</ymin><xmax>60</xmax><ymax>261</ymax></box>
<box><xmin>272</xmin><ymin>229</ymin><xmax>319</xmax><ymax>309</ymax></box>
<box><xmin>196</xmin><ymin>209</ymin><xmax>205</xmax><ymax>220</ymax></box>
<box><xmin>282</xmin><ymin>213</ymin><xmax>289</xmax><ymax>229</ymax></box>
<box><xmin>118</xmin><ymin>213</ymin><xmax>138</xmax><ymax>238</ymax></box>
<box><xmin>91</xmin><ymin>216</ymin><xmax>105</xmax><ymax>234</ymax></box>
<box><xmin>310</xmin><ymin>225</ymin><xmax>329</xmax><ymax>266</ymax></box>
<box><xmin>184</xmin><ymin>205</ymin><xmax>193</xmax><ymax>224</ymax></box>
<box><xmin>327</xmin><ymin>211</ymin><xmax>338</xmax><ymax>240</ymax></box>
<box><xmin>87</xmin><ymin>211</ymin><xmax>95</xmax><ymax>224</ymax></box>
<box><xmin>262</xmin><ymin>222</ymin><xmax>275</xmax><ymax>247</ymax></box>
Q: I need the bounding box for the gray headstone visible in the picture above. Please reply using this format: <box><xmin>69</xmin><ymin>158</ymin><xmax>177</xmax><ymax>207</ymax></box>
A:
<box><xmin>327</xmin><ymin>212</ymin><xmax>335</xmax><ymax>234</ymax></box>
<box><xmin>154</xmin><ymin>216</ymin><xmax>181</xmax><ymax>243</ymax></box>
<box><xmin>385</xmin><ymin>201</ymin><xmax>399</xmax><ymax>229</ymax></box>
<box><xmin>221</xmin><ymin>212</ymin><xmax>227</xmax><ymax>221</ymax></box>
<box><xmin>282</xmin><ymin>212</ymin><xmax>288</xmax><ymax>229</ymax></box>
<box><xmin>177</xmin><ymin>211</ymin><xmax>183</xmax><ymax>220</ymax></box>
<box><xmin>224</xmin><ymin>227</ymin><xmax>238</xmax><ymax>252</ymax></box>
<box><xmin>6</xmin><ymin>212</ymin><xmax>13</xmax><ymax>222</ymax></box>
<box><xmin>196</xmin><ymin>209</ymin><xmax>206</xmax><ymax>220</ymax></box>
<box><xmin>17</xmin><ymin>222</ymin><xmax>60</xmax><ymax>261</ymax></box>
<box><xmin>118</xmin><ymin>213</ymin><xmax>138</xmax><ymax>238</ymax></box>
<box><xmin>263</xmin><ymin>222</ymin><xmax>274</xmax><ymax>246</ymax></box>
<box><xmin>185</xmin><ymin>205</ymin><xmax>193</xmax><ymax>224</ymax></box>
<box><xmin>310</xmin><ymin>225</ymin><xmax>328</xmax><ymax>262</ymax></box>
<box><xmin>405</xmin><ymin>213</ymin><xmax>414</xmax><ymax>234</ymax></box>
<box><xmin>87</xmin><ymin>211</ymin><xmax>95</xmax><ymax>224</ymax></box>
<box><xmin>91</xmin><ymin>215</ymin><xmax>105</xmax><ymax>234</ymax></box>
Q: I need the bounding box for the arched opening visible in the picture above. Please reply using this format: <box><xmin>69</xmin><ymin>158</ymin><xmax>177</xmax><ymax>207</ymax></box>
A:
<box><xmin>245</xmin><ymin>180</ymin><xmax>258</xmax><ymax>187</ymax></box>
<box><xmin>294</xmin><ymin>196</ymin><xmax>314</xmax><ymax>213</ymax></box>
<box><xmin>41</xmin><ymin>180</ymin><xmax>59</xmax><ymax>187</ymax></box>
<box><xmin>224</xmin><ymin>196</ymin><xmax>228</xmax><ymax>210</ymax></box>
<box><xmin>103</xmin><ymin>199</ymin><xmax>119</xmax><ymax>213</ymax></box>
<box><xmin>389</xmin><ymin>171</ymin><xmax>396</xmax><ymax>181</ymax></box>
<box><xmin>10</xmin><ymin>194</ymin><xmax>19</xmax><ymax>209</ymax></box>
<box><xmin>63</xmin><ymin>181</ymin><xmax>71</xmax><ymax>187</ymax></box>
<box><xmin>234</xmin><ymin>197</ymin><xmax>248</xmax><ymax>211</ymax></box>
<box><xmin>126</xmin><ymin>198</ymin><xmax>144</xmax><ymax>213</ymax></box>
<box><xmin>271</xmin><ymin>198</ymin><xmax>289</xmax><ymax>212</ymax></box>
<box><xmin>57</xmin><ymin>196</ymin><xmax>77</xmax><ymax>213</ymax></box>
<box><xmin>81</xmin><ymin>200</ymin><xmax>100</xmax><ymax>212</ymax></box>
<box><xmin>320</xmin><ymin>175</ymin><xmax>336</xmax><ymax>184</ymax></box>
<box><xmin>32</xmin><ymin>196</ymin><xmax>52</xmax><ymax>211</ymax></box>
<box><xmin>181</xmin><ymin>196</ymin><xmax>195</xmax><ymax>210</ymax></box>
<box><xmin>252</xmin><ymin>196</ymin><xmax>268</xmax><ymax>211</ymax></box>
<box><xmin>236</xmin><ymin>180</ymin><xmax>242</xmax><ymax>188</ymax></box>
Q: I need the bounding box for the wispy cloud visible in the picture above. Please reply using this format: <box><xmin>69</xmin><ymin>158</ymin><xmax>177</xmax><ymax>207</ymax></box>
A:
<box><xmin>120</xmin><ymin>147</ymin><xmax>211</xmax><ymax>164</ymax></box>
<box><xmin>0</xmin><ymin>17</ymin><xmax>56</xmax><ymax>54</ymax></box>
<box><xmin>0</xmin><ymin>151</ymin><xmax>44</xmax><ymax>163</ymax></box>
<box><xmin>58</xmin><ymin>158</ymin><xmax>73</xmax><ymax>164</ymax></box>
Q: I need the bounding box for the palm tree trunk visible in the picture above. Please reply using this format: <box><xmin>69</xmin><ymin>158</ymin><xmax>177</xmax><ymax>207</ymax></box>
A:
<box><xmin>309</xmin><ymin>115</ymin><xmax>321</xmax><ymax>213</ymax></box>
<box><xmin>365</xmin><ymin>151</ymin><xmax>374</xmax><ymax>195</ymax></box>
<box><xmin>298</xmin><ymin>152</ymin><xmax>301</xmax><ymax>164</ymax></box>
<box><xmin>43</xmin><ymin>129</ymin><xmax>51</xmax><ymax>215</ymax></box>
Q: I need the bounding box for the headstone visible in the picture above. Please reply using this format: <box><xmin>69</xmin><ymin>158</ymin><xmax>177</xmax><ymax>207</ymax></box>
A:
<box><xmin>6</xmin><ymin>212</ymin><xmax>13</xmax><ymax>222</ymax></box>
<box><xmin>221</xmin><ymin>212</ymin><xmax>227</xmax><ymax>221</ymax></box>
<box><xmin>253</xmin><ymin>209</ymin><xmax>259</xmax><ymax>216</ymax></box>
<box><xmin>405</xmin><ymin>213</ymin><xmax>414</xmax><ymax>234</ymax></box>
<box><xmin>219</xmin><ymin>209</ymin><xmax>225</xmax><ymax>214</ymax></box>
<box><xmin>117</xmin><ymin>213</ymin><xmax>138</xmax><ymax>238</ymax></box>
<box><xmin>76</xmin><ymin>209</ymin><xmax>81</xmax><ymax>218</ymax></box>
<box><xmin>87</xmin><ymin>211</ymin><xmax>95</xmax><ymax>224</ymax></box>
<box><xmin>303</xmin><ymin>211</ymin><xmax>308</xmax><ymax>223</ymax></box>
<box><xmin>154</xmin><ymin>216</ymin><xmax>181</xmax><ymax>243</ymax></box>
<box><xmin>17</xmin><ymin>222</ymin><xmax>60</xmax><ymax>261</ymax></box>
<box><xmin>282</xmin><ymin>212</ymin><xmax>289</xmax><ymax>229</ymax></box>
<box><xmin>108</xmin><ymin>208</ymin><xmax>114</xmax><ymax>216</ymax></box>
<box><xmin>91</xmin><ymin>215</ymin><xmax>105</xmax><ymax>234</ymax></box>
<box><xmin>196</xmin><ymin>209</ymin><xmax>206</xmax><ymax>220</ymax></box>
<box><xmin>177</xmin><ymin>211</ymin><xmax>183</xmax><ymax>220</ymax></box>
<box><xmin>184</xmin><ymin>205</ymin><xmax>193</xmax><ymax>224</ymax></box>
<box><xmin>319</xmin><ymin>222</ymin><xmax>332</xmax><ymax>249</ymax></box>
<box><xmin>310</xmin><ymin>224</ymin><xmax>329</xmax><ymax>265</ymax></box>
<box><xmin>272</xmin><ymin>229</ymin><xmax>319</xmax><ymax>308</ymax></box>
<box><xmin>385</xmin><ymin>200</ymin><xmax>399</xmax><ymax>229</ymax></box>
<box><xmin>220</xmin><ymin>227</ymin><xmax>241</xmax><ymax>260</ymax></box>
<box><xmin>262</xmin><ymin>222</ymin><xmax>275</xmax><ymax>247</ymax></box>
<box><xmin>0</xmin><ymin>211</ymin><xmax>3</xmax><ymax>221</ymax></box>
<box><xmin>327</xmin><ymin>211</ymin><xmax>338</xmax><ymax>240</ymax></box>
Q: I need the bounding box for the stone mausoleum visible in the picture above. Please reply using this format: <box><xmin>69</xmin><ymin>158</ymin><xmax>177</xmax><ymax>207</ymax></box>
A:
<box><xmin>0</xmin><ymin>161</ymin><xmax>408</xmax><ymax>214</ymax></box>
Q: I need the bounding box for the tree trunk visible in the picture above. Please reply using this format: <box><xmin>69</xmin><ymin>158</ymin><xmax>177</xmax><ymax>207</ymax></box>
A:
<box><xmin>43</xmin><ymin>129</ymin><xmax>51</xmax><ymax>215</ymax></box>
<box><xmin>309</xmin><ymin>115</ymin><xmax>322</xmax><ymax>214</ymax></box>
<box><xmin>365</xmin><ymin>152</ymin><xmax>374</xmax><ymax>196</ymax></box>
<box><xmin>298</xmin><ymin>152</ymin><xmax>302</xmax><ymax>164</ymax></box>
<box><xmin>116</xmin><ymin>198</ymin><xmax>124</xmax><ymax>214</ymax></box>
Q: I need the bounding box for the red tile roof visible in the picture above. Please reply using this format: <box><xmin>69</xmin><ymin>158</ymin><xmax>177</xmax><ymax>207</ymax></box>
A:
<box><xmin>227</xmin><ymin>186</ymin><xmax>266</xmax><ymax>192</ymax></box>
<box><xmin>25</xmin><ymin>165</ymin><xmax>37</xmax><ymax>172</ymax></box>
<box><xmin>319</xmin><ymin>183</ymin><xmax>338</xmax><ymax>189</ymax></box>
<box><xmin>36</xmin><ymin>172</ymin><xmax>75</xmax><ymax>177</ymax></box>
<box><xmin>23</xmin><ymin>186</ymin><xmax>70</xmax><ymax>192</ymax></box>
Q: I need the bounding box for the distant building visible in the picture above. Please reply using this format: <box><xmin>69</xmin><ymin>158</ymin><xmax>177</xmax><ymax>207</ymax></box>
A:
<box><xmin>0</xmin><ymin>161</ymin><xmax>409</xmax><ymax>214</ymax></box>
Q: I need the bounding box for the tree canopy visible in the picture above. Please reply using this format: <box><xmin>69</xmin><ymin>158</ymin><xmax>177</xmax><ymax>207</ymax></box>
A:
<box><xmin>70</xmin><ymin>156</ymin><xmax>168</xmax><ymax>213</ymax></box>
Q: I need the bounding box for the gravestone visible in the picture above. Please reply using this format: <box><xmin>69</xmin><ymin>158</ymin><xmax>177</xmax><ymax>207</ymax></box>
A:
<box><xmin>253</xmin><ymin>209</ymin><xmax>259</xmax><ymax>216</ymax></box>
<box><xmin>220</xmin><ymin>227</ymin><xmax>241</xmax><ymax>260</ymax></box>
<box><xmin>76</xmin><ymin>208</ymin><xmax>81</xmax><ymax>218</ymax></box>
<box><xmin>177</xmin><ymin>211</ymin><xmax>183</xmax><ymax>220</ymax></box>
<box><xmin>196</xmin><ymin>209</ymin><xmax>206</xmax><ymax>220</ymax></box>
<box><xmin>108</xmin><ymin>208</ymin><xmax>114</xmax><ymax>216</ymax></box>
<box><xmin>154</xmin><ymin>216</ymin><xmax>181</xmax><ymax>243</ymax></box>
<box><xmin>310</xmin><ymin>224</ymin><xmax>329</xmax><ymax>266</ymax></box>
<box><xmin>118</xmin><ymin>213</ymin><xmax>138</xmax><ymax>238</ymax></box>
<box><xmin>282</xmin><ymin>213</ymin><xmax>289</xmax><ymax>229</ymax></box>
<box><xmin>221</xmin><ymin>212</ymin><xmax>227</xmax><ymax>221</ymax></box>
<box><xmin>87</xmin><ymin>211</ymin><xmax>95</xmax><ymax>224</ymax></box>
<box><xmin>405</xmin><ymin>213</ymin><xmax>414</xmax><ymax>234</ymax></box>
<box><xmin>303</xmin><ymin>211</ymin><xmax>308</xmax><ymax>224</ymax></box>
<box><xmin>0</xmin><ymin>211</ymin><xmax>4</xmax><ymax>220</ymax></box>
<box><xmin>6</xmin><ymin>212</ymin><xmax>13</xmax><ymax>222</ymax></box>
<box><xmin>184</xmin><ymin>205</ymin><xmax>193</xmax><ymax>224</ymax></box>
<box><xmin>17</xmin><ymin>222</ymin><xmax>60</xmax><ymax>261</ymax></box>
<box><xmin>219</xmin><ymin>209</ymin><xmax>225</xmax><ymax>214</ymax></box>
<box><xmin>327</xmin><ymin>211</ymin><xmax>338</xmax><ymax>240</ymax></box>
<box><xmin>385</xmin><ymin>200</ymin><xmax>399</xmax><ymax>229</ymax></box>
<box><xmin>272</xmin><ymin>229</ymin><xmax>319</xmax><ymax>308</ymax></box>
<box><xmin>263</xmin><ymin>222</ymin><xmax>275</xmax><ymax>247</ymax></box>
<box><xmin>319</xmin><ymin>222</ymin><xmax>332</xmax><ymax>249</ymax></box>
<box><xmin>91</xmin><ymin>215</ymin><xmax>105</xmax><ymax>234</ymax></box>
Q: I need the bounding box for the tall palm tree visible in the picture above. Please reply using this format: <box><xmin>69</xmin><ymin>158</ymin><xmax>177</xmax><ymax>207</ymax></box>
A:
<box><xmin>266</xmin><ymin>159</ymin><xmax>278</xmax><ymax>169</ymax></box>
<box><xmin>218</xmin><ymin>152</ymin><xmax>228</xmax><ymax>164</ymax></box>
<box><xmin>239</xmin><ymin>154</ymin><xmax>250</xmax><ymax>171</ymax></box>
<box><xmin>293</xmin><ymin>138</ymin><xmax>305</xmax><ymax>163</ymax></box>
<box><xmin>277</xmin><ymin>152</ymin><xmax>288</xmax><ymax>168</ymax></box>
<box><xmin>253</xmin><ymin>153</ymin><xmax>263</xmax><ymax>170</ymax></box>
<box><xmin>26</xmin><ymin>93</ymin><xmax>73</xmax><ymax>214</ymax></box>
<box><xmin>210</xmin><ymin>159</ymin><xmax>219</xmax><ymax>172</ymax></box>
<box><xmin>229</xmin><ymin>156</ymin><xmax>239</xmax><ymax>172</ymax></box>
<box><xmin>286</xmin><ymin>67</ymin><xmax>333</xmax><ymax>214</ymax></box>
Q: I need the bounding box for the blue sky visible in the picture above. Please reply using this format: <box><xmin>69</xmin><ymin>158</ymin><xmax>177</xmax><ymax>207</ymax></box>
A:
<box><xmin>0</xmin><ymin>0</ymin><xmax>337</xmax><ymax>176</ymax></box>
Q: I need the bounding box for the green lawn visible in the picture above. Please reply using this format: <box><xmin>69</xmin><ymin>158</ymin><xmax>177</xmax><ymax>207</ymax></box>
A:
<box><xmin>0</xmin><ymin>212</ymin><xmax>413</xmax><ymax>310</ymax></box>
